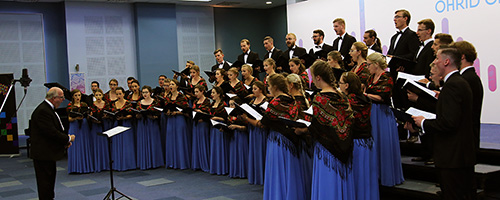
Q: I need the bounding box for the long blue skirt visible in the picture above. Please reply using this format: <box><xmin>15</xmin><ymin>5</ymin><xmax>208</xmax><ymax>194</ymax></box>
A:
<box><xmin>165</xmin><ymin>115</ymin><xmax>191</xmax><ymax>169</ymax></box>
<box><xmin>67</xmin><ymin>119</ymin><xmax>94</xmax><ymax>173</ymax></box>
<box><xmin>371</xmin><ymin>103</ymin><xmax>404</xmax><ymax>186</ymax></box>
<box><xmin>248</xmin><ymin>125</ymin><xmax>267</xmax><ymax>185</ymax></box>
<box><xmin>311</xmin><ymin>142</ymin><xmax>354</xmax><ymax>200</ymax></box>
<box><xmin>353</xmin><ymin>138</ymin><xmax>379</xmax><ymax>200</ymax></box>
<box><xmin>136</xmin><ymin>118</ymin><xmax>164</xmax><ymax>170</ymax></box>
<box><xmin>229</xmin><ymin>129</ymin><xmax>248</xmax><ymax>178</ymax></box>
<box><xmin>263</xmin><ymin>130</ymin><xmax>306</xmax><ymax>200</ymax></box>
<box><xmin>111</xmin><ymin>120</ymin><xmax>136</xmax><ymax>171</ymax></box>
<box><xmin>299</xmin><ymin>141</ymin><xmax>313</xmax><ymax>200</ymax></box>
<box><xmin>209</xmin><ymin>127</ymin><xmax>229</xmax><ymax>175</ymax></box>
<box><xmin>90</xmin><ymin>122</ymin><xmax>109</xmax><ymax>172</ymax></box>
<box><xmin>191</xmin><ymin>121</ymin><xmax>210</xmax><ymax>172</ymax></box>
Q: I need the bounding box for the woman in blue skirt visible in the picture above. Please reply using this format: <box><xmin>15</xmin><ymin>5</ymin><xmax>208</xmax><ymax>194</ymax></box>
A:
<box><xmin>365</xmin><ymin>52</ymin><xmax>404</xmax><ymax>186</ymax></box>
<box><xmin>243</xmin><ymin>73</ymin><xmax>306</xmax><ymax>200</ymax></box>
<box><xmin>340</xmin><ymin>72</ymin><xmax>379</xmax><ymax>200</ymax></box>
<box><xmin>67</xmin><ymin>89</ymin><xmax>94</xmax><ymax>173</ymax></box>
<box><xmin>191</xmin><ymin>85</ymin><xmax>211</xmax><ymax>172</ymax></box>
<box><xmin>135</xmin><ymin>86</ymin><xmax>164</xmax><ymax>170</ymax></box>
<box><xmin>246</xmin><ymin>81</ymin><xmax>268</xmax><ymax>185</ymax></box>
<box><xmin>227</xmin><ymin>97</ymin><xmax>248</xmax><ymax>178</ymax></box>
<box><xmin>298</xmin><ymin>61</ymin><xmax>355</xmax><ymax>200</ymax></box>
<box><xmin>90</xmin><ymin>88</ymin><xmax>110</xmax><ymax>172</ymax></box>
<box><xmin>165</xmin><ymin>79</ymin><xmax>191</xmax><ymax>169</ymax></box>
<box><xmin>209</xmin><ymin>86</ymin><xmax>229</xmax><ymax>175</ymax></box>
<box><xmin>110</xmin><ymin>87</ymin><xmax>136</xmax><ymax>171</ymax></box>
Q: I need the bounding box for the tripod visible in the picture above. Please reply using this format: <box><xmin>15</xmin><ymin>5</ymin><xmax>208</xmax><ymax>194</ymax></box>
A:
<box><xmin>102</xmin><ymin>133</ymin><xmax>133</xmax><ymax>200</ymax></box>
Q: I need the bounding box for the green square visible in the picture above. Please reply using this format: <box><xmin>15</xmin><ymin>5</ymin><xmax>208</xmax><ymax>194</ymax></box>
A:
<box><xmin>1</xmin><ymin>129</ymin><xmax>6</xmax><ymax>135</ymax></box>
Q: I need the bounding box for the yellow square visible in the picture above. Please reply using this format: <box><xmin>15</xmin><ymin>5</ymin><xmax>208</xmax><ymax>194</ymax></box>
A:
<box><xmin>6</xmin><ymin>135</ymin><xmax>13</xmax><ymax>141</ymax></box>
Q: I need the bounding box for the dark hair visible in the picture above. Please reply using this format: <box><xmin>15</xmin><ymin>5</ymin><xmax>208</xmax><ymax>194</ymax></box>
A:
<box><xmin>109</xmin><ymin>78</ymin><xmax>118</xmax><ymax>85</ymax></box>
<box><xmin>94</xmin><ymin>88</ymin><xmax>104</xmax><ymax>95</ymax></box>
<box><xmin>289</xmin><ymin>57</ymin><xmax>306</xmax><ymax>74</ymax></box>
<box><xmin>131</xmin><ymin>79</ymin><xmax>140</xmax><ymax>86</ymax></box>
<box><xmin>439</xmin><ymin>48</ymin><xmax>462</xmax><ymax>70</ymax></box>
<box><xmin>216</xmin><ymin>68</ymin><xmax>229</xmax><ymax>81</ymax></box>
<box><xmin>194</xmin><ymin>84</ymin><xmax>206</xmax><ymax>93</ymax></box>
<box><xmin>230</xmin><ymin>96</ymin><xmax>242</xmax><ymax>105</ymax></box>
<box><xmin>395</xmin><ymin>9</ymin><xmax>411</xmax><ymax>25</ymax></box>
<box><xmin>91</xmin><ymin>81</ymin><xmax>100</xmax><ymax>88</ymax></box>
<box><xmin>341</xmin><ymin>72</ymin><xmax>363</xmax><ymax>95</ymax></box>
<box><xmin>171</xmin><ymin>79</ymin><xmax>180</xmax><ymax>87</ymax></box>
<box><xmin>252</xmin><ymin>81</ymin><xmax>267</xmax><ymax>96</ymax></box>
<box><xmin>213</xmin><ymin>49</ymin><xmax>223</xmax><ymax>55</ymax></box>
<box><xmin>115</xmin><ymin>87</ymin><xmax>125</xmax><ymax>94</ymax></box>
<box><xmin>327</xmin><ymin>51</ymin><xmax>345</xmax><ymax>69</ymax></box>
<box><xmin>418</xmin><ymin>19</ymin><xmax>435</xmax><ymax>35</ymax></box>
<box><xmin>364</xmin><ymin>29</ymin><xmax>382</xmax><ymax>50</ymax></box>
<box><xmin>450</xmin><ymin>41</ymin><xmax>477</xmax><ymax>63</ymax></box>
<box><xmin>141</xmin><ymin>85</ymin><xmax>152</xmax><ymax>93</ymax></box>
<box><xmin>263</xmin><ymin>36</ymin><xmax>274</xmax><ymax>43</ymax></box>
<box><xmin>435</xmin><ymin>33</ymin><xmax>454</xmax><ymax>45</ymax></box>
<box><xmin>313</xmin><ymin>29</ymin><xmax>325</xmax><ymax>38</ymax></box>
<box><xmin>159</xmin><ymin>75</ymin><xmax>167</xmax><ymax>79</ymax></box>
<box><xmin>212</xmin><ymin>86</ymin><xmax>224</xmax><ymax>100</ymax></box>
<box><xmin>311</xmin><ymin>60</ymin><xmax>337</xmax><ymax>87</ymax></box>
<box><xmin>126</xmin><ymin>77</ymin><xmax>135</xmax><ymax>81</ymax></box>
<box><xmin>267</xmin><ymin>73</ymin><xmax>289</xmax><ymax>94</ymax></box>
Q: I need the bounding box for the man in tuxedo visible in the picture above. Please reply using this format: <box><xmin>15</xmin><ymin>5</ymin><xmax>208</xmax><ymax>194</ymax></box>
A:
<box><xmin>124</xmin><ymin>77</ymin><xmax>136</xmax><ymax>97</ymax></box>
<box><xmin>30</xmin><ymin>87</ymin><xmax>76</xmax><ymax>200</ymax></box>
<box><xmin>211</xmin><ymin>49</ymin><xmax>231</xmax><ymax>72</ymax></box>
<box><xmin>280</xmin><ymin>33</ymin><xmax>307</xmax><ymax>73</ymax></box>
<box><xmin>451</xmin><ymin>41</ymin><xmax>483</xmax><ymax>153</ymax></box>
<box><xmin>153</xmin><ymin>75</ymin><xmax>166</xmax><ymax>96</ymax></box>
<box><xmin>237</xmin><ymin>39</ymin><xmax>261</xmax><ymax>77</ymax></box>
<box><xmin>412</xmin><ymin>48</ymin><xmax>476</xmax><ymax>200</ymax></box>
<box><xmin>431</xmin><ymin>33</ymin><xmax>454</xmax><ymax>55</ymax></box>
<box><xmin>387</xmin><ymin>9</ymin><xmax>420</xmax><ymax>77</ymax></box>
<box><xmin>411</xmin><ymin>19</ymin><xmax>436</xmax><ymax>77</ymax></box>
<box><xmin>363</xmin><ymin>29</ymin><xmax>382</xmax><ymax>53</ymax></box>
<box><xmin>263</xmin><ymin>36</ymin><xmax>283</xmax><ymax>62</ymax></box>
<box><xmin>309</xmin><ymin>29</ymin><xmax>334</xmax><ymax>60</ymax></box>
<box><xmin>332</xmin><ymin>18</ymin><xmax>356</xmax><ymax>71</ymax></box>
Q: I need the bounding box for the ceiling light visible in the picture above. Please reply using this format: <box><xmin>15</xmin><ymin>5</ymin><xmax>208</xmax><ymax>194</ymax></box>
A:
<box><xmin>266</xmin><ymin>1</ymin><xmax>272</xmax><ymax>4</ymax></box>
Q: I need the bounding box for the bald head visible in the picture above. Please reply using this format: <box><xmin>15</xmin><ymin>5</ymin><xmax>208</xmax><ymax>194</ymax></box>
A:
<box><xmin>46</xmin><ymin>87</ymin><xmax>64</xmax><ymax>108</ymax></box>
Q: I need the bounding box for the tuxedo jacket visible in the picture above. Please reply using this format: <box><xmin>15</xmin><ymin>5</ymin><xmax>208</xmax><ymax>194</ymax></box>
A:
<box><xmin>333</xmin><ymin>33</ymin><xmax>356</xmax><ymax>70</ymax></box>
<box><xmin>30</xmin><ymin>101</ymin><xmax>69</xmax><ymax>161</ymax></box>
<box><xmin>237</xmin><ymin>51</ymin><xmax>260</xmax><ymax>65</ymax></box>
<box><xmin>411</xmin><ymin>41</ymin><xmax>435</xmax><ymax>76</ymax></box>
<box><xmin>388</xmin><ymin>28</ymin><xmax>420</xmax><ymax>61</ymax></box>
<box><xmin>308</xmin><ymin>43</ymin><xmax>335</xmax><ymax>59</ymax></box>
<box><xmin>423</xmin><ymin>72</ymin><xmax>475</xmax><ymax>168</ymax></box>
<box><xmin>281</xmin><ymin>46</ymin><xmax>307</xmax><ymax>74</ymax></box>
<box><xmin>370</xmin><ymin>44</ymin><xmax>382</xmax><ymax>53</ymax></box>
<box><xmin>461</xmin><ymin>67</ymin><xmax>484</xmax><ymax>150</ymax></box>
<box><xmin>211</xmin><ymin>61</ymin><xmax>231</xmax><ymax>72</ymax></box>
<box><xmin>263</xmin><ymin>47</ymin><xmax>283</xmax><ymax>62</ymax></box>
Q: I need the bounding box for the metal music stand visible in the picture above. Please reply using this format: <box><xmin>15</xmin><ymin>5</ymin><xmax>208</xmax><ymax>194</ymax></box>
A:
<box><xmin>99</xmin><ymin>126</ymin><xmax>133</xmax><ymax>200</ymax></box>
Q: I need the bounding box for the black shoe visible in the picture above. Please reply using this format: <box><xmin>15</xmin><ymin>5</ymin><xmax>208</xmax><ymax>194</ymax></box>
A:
<box><xmin>407</xmin><ymin>136</ymin><xmax>419</xmax><ymax>143</ymax></box>
<box><xmin>411</xmin><ymin>157</ymin><xmax>425</xmax><ymax>162</ymax></box>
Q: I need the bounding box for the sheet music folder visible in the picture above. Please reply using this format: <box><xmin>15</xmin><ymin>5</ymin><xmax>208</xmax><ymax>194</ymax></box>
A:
<box><xmin>102</xmin><ymin>126</ymin><xmax>131</xmax><ymax>138</ymax></box>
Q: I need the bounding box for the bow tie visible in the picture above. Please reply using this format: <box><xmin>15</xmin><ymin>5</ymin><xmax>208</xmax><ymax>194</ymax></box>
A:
<box><xmin>337</xmin><ymin>36</ymin><xmax>342</xmax><ymax>40</ymax></box>
<box><xmin>420</xmin><ymin>42</ymin><xmax>424</xmax><ymax>46</ymax></box>
<box><xmin>315</xmin><ymin>45</ymin><xmax>321</xmax><ymax>48</ymax></box>
<box><xmin>396</xmin><ymin>31</ymin><xmax>403</xmax><ymax>35</ymax></box>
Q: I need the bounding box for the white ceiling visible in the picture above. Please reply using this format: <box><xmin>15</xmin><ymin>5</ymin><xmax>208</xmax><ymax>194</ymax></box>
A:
<box><xmin>6</xmin><ymin>0</ymin><xmax>288</xmax><ymax>9</ymax></box>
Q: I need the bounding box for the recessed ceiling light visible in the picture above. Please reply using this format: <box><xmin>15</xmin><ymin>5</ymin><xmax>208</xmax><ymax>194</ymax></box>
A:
<box><xmin>266</xmin><ymin>1</ymin><xmax>272</xmax><ymax>5</ymax></box>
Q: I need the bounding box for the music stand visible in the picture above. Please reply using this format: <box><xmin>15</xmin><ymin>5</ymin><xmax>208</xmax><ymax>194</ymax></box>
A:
<box><xmin>99</xmin><ymin>126</ymin><xmax>133</xmax><ymax>200</ymax></box>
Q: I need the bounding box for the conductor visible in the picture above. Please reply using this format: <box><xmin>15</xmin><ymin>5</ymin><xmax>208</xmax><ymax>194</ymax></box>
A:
<box><xmin>30</xmin><ymin>87</ymin><xmax>76</xmax><ymax>200</ymax></box>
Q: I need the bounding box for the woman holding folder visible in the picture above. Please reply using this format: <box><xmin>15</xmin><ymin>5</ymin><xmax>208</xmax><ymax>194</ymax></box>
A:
<box><xmin>243</xmin><ymin>73</ymin><xmax>306</xmax><ymax>200</ymax></box>
<box><xmin>208</xmin><ymin>86</ymin><xmax>229</xmax><ymax>175</ymax></box>
<box><xmin>191</xmin><ymin>85</ymin><xmax>211</xmax><ymax>172</ymax></box>
<box><xmin>110</xmin><ymin>87</ymin><xmax>136</xmax><ymax>171</ymax></box>
<box><xmin>165</xmin><ymin>79</ymin><xmax>191</xmax><ymax>169</ymax></box>
<box><xmin>67</xmin><ymin>89</ymin><xmax>94</xmax><ymax>173</ymax></box>
<box><xmin>90</xmin><ymin>88</ymin><xmax>110</xmax><ymax>172</ymax></box>
<box><xmin>365</xmin><ymin>52</ymin><xmax>404</xmax><ymax>186</ymax></box>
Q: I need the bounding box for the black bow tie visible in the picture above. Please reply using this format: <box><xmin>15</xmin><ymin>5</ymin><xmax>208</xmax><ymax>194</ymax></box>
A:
<box><xmin>397</xmin><ymin>31</ymin><xmax>403</xmax><ymax>35</ymax></box>
<box><xmin>337</xmin><ymin>36</ymin><xmax>342</xmax><ymax>40</ymax></box>
<box><xmin>420</xmin><ymin>42</ymin><xmax>424</xmax><ymax>46</ymax></box>
<box><xmin>315</xmin><ymin>45</ymin><xmax>321</xmax><ymax>48</ymax></box>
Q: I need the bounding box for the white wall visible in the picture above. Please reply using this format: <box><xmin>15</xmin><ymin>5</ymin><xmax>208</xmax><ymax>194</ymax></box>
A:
<box><xmin>288</xmin><ymin>0</ymin><xmax>499</xmax><ymax>123</ymax></box>
<box><xmin>65</xmin><ymin>2</ymin><xmax>137</xmax><ymax>93</ymax></box>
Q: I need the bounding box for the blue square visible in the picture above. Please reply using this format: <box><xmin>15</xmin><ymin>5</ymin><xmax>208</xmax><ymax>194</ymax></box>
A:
<box><xmin>11</xmin><ymin>117</ymin><xmax>17</xmax><ymax>123</ymax></box>
<box><xmin>0</xmin><ymin>112</ymin><xmax>5</xmax><ymax>118</ymax></box>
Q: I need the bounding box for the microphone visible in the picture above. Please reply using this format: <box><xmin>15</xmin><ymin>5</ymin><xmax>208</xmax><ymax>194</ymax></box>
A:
<box><xmin>20</xmin><ymin>68</ymin><xmax>32</xmax><ymax>93</ymax></box>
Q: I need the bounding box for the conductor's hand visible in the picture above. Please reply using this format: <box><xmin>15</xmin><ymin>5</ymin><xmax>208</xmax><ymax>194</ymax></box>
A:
<box><xmin>69</xmin><ymin>134</ymin><xmax>76</xmax><ymax>142</ymax></box>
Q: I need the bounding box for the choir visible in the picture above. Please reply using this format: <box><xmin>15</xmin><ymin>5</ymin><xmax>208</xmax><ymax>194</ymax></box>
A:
<box><xmin>64</xmin><ymin>10</ymin><xmax>482</xmax><ymax>200</ymax></box>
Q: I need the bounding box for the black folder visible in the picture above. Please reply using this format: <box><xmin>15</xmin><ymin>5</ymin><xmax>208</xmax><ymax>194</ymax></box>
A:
<box><xmin>192</xmin><ymin>111</ymin><xmax>213</xmax><ymax>122</ymax></box>
<box><xmin>172</xmin><ymin>67</ymin><xmax>191</xmax><ymax>76</ymax></box>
